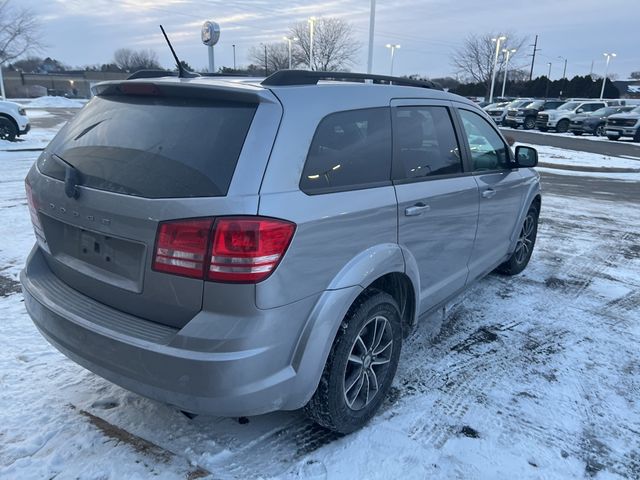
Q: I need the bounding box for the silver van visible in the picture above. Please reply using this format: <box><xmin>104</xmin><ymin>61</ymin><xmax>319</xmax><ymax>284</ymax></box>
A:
<box><xmin>21</xmin><ymin>71</ymin><xmax>541</xmax><ymax>433</ymax></box>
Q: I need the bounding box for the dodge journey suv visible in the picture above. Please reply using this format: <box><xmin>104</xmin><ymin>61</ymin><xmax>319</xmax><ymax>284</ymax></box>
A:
<box><xmin>21</xmin><ymin>70</ymin><xmax>541</xmax><ymax>433</ymax></box>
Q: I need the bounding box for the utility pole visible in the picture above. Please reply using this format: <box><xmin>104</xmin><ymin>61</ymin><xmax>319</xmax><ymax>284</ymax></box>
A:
<box><xmin>528</xmin><ymin>34</ymin><xmax>540</xmax><ymax>81</ymax></box>
<box><xmin>366</xmin><ymin>0</ymin><xmax>376</xmax><ymax>73</ymax></box>
<box><xmin>489</xmin><ymin>36</ymin><xmax>506</xmax><ymax>103</ymax></box>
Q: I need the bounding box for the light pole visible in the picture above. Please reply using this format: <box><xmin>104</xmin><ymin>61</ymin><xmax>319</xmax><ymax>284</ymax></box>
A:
<box><xmin>489</xmin><ymin>35</ymin><xmax>506</xmax><ymax>103</ymax></box>
<box><xmin>283</xmin><ymin>36</ymin><xmax>298</xmax><ymax>69</ymax></box>
<box><xmin>545</xmin><ymin>62</ymin><xmax>552</xmax><ymax>99</ymax></box>
<box><xmin>367</xmin><ymin>0</ymin><xmax>376</xmax><ymax>73</ymax></box>
<box><xmin>600</xmin><ymin>52</ymin><xmax>616</xmax><ymax>99</ymax></box>
<box><xmin>308</xmin><ymin>17</ymin><xmax>316</xmax><ymax>71</ymax></box>
<box><xmin>557</xmin><ymin>55</ymin><xmax>567</xmax><ymax>97</ymax></box>
<box><xmin>385</xmin><ymin>44</ymin><xmax>400</xmax><ymax>76</ymax></box>
<box><xmin>232</xmin><ymin>44</ymin><xmax>236</xmax><ymax>70</ymax></box>
<box><xmin>501</xmin><ymin>48</ymin><xmax>516</xmax><ymax>98</ymax></box>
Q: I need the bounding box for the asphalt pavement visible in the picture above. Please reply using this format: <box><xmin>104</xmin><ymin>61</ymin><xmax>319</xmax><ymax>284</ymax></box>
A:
<box><xmin>501</xmin><ymin>128</ymin><xmax>640</xmax><ymax>160</ymax></box>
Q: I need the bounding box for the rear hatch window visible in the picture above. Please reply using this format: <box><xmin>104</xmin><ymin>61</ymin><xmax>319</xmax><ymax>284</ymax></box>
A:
<box><xmin>38</xmin><ymin>94</ymin><xmax>257</xmax><ymax>198</ymax></box>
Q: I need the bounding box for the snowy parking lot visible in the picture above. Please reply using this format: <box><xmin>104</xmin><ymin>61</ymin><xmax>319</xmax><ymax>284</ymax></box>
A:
<box><xmin>1</xmin><ymin>119</ymin><xmax>639</xmax><ymax>479</ymax></box>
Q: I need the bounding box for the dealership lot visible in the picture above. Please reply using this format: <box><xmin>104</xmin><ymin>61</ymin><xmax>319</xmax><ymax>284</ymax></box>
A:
<box><xmin>1</xmin><ymin>114</ymin><xmax>639</xmax><ymax>479</ymax></box>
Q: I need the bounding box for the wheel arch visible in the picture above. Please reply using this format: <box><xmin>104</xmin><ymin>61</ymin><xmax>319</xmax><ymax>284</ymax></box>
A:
<box><xmin>0</xmin><ymin>113</ymin><xmax>19</xmax><ymax>131</ymax></box>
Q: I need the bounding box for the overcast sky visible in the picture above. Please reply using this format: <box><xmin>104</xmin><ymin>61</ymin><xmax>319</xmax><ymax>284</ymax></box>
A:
<box><xmin>18</xmin><ymin>0</ymin><xmax>640</xmax><ymax>80</ymax></box>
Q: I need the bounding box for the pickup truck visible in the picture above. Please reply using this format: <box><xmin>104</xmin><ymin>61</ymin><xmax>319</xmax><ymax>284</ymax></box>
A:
<box><xmin>503</xmin><ymin>99</ymin><xmax>565</xmax><ymax>130</ymax></box>
<box><xmin>535</xmin><ymin>100</ymin><xmax>610</xmax><ymax>133</ymax></box>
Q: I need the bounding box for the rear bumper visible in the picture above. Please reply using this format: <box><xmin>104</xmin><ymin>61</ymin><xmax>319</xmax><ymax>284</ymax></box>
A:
<box><xmin>21</xmin><ymin>247</ymin><xmax>343</xmax><ymax>416</ymax></box>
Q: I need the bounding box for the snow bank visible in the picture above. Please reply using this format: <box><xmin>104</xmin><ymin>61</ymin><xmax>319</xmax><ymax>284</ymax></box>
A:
<box><xmin>26</xmin><ymin>96</ymin><xmax>85</xmax><ymax>108</ymax></box>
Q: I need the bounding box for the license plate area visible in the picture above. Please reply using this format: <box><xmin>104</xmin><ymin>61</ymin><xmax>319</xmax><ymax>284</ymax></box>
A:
<box><xmin>39</xmin><ymin>214</ymin><xmax>146</xmax><ymax>292</ymax></box>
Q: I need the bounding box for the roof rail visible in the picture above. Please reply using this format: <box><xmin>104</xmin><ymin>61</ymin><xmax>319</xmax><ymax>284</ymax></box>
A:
<box><xmin>261</xmin><ymin>70</ymin><xmax>442</xmax><ymax>90</ymax></box>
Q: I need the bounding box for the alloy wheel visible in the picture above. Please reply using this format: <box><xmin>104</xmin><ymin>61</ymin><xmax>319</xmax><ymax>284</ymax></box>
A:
<box><xmin>343</xmin><ymin>315</ymin><xmax>393</xmax><ymax>411</ymax></box>
<box><xmin>514</xmin><ymin>213</ymin><xmax>536</xmax><ymax>264</ymax></box>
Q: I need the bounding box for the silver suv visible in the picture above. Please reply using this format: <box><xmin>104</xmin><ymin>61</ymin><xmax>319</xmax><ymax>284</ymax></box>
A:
<box><xmin>21</xmin><ymin>71</ymin><xmax>541</xmax><ymax>433</ymax></box>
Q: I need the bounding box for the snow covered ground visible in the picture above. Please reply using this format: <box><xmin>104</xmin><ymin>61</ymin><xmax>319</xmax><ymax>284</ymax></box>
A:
<box><xmin>12</xmin><ymin>96</ymin><xmax>87</xmax><ymax>109</ymax></box>
<box><xmin>0</xmin><ymin>124</ymin><xmax>638</xmax><ymax>479</ymax></box>
<box><xmin>503</xmin><ymin>126</ymin><xmax>639</xmax><ymax>145</ymax></box>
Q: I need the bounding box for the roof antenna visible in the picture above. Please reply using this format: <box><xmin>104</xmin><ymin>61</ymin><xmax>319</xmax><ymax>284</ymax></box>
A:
<box><xmin>159</xmin><ymin>25</ymin><xmax>198</xmax><ymax>78</ymax></box>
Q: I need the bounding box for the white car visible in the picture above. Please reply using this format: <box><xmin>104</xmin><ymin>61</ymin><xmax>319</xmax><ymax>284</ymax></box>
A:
<box><xmin>0</xmin><ymin>99</ymin><xmax>30</xmax><ymax>141</ymax></box>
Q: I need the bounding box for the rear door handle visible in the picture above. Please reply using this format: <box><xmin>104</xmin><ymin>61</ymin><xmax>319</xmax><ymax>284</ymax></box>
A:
<box><xmin>482</xmin><ymin>189</ymin><xmax>497</xmax><ymax>199</ymax></box>
<box><xmin>405</xmin><ymin>203</ymin><xmax>431</xmax><ymax>216</ymax></box>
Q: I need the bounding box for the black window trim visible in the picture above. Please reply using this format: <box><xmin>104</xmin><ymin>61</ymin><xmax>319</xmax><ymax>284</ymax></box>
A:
<box><xmin>299</xmin><ymin>106</ymin><xmax>393</xmax><ymax>196</ymax></box>
<box><xmin>453</xmin><ymin>105</ymin><xmax>517</xmax><ymax>175</ymax></box>
<box><xmin>390</xmin><ymin>103</ymin><xmax>470</xmax><ymax>185</ymax></box>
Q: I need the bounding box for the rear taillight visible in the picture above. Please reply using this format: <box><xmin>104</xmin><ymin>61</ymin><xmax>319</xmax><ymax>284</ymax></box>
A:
<box><xmin>152</xmin><ymin>216</ymin><xmax>295</xmax><ymax>283</ymax></box>
<box><xmin>152</xmin><ymin>219</ymin><xmax>214</xmax><ymax>279</ymax></box>
<box><xmin>208</xmin><ymin>217</ymin><xmax>295</xmax><ymax>283</ymax></box>
<box><xmin>25</xmin><ymin>180</ymin><xmax>49</xmax><ymax>252</ymax></box>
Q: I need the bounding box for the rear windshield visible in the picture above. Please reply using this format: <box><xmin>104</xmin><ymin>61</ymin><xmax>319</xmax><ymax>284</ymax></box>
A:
<box><xmin>38</xmin><ymin>95</ymin><xmax>257</xmax><ymax>198</ymax></box>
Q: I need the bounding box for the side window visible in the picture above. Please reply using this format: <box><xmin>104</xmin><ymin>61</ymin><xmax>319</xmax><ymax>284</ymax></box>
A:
<box><xmin>583</xmin><ymin>103</ymin><xmax>604</xmax><ymax>112</ymax></box>
<box><xmin>300</xmin><ymin>108</ymin><xmax>391</xmax><ymax>194</ymax></box>
<box><xmin>393</xmin><ymin>106</ymin><xmax>462</xmax><ymax>180</ymax></box>
<box><xmin>458</xmin><ymin>109</ymin><xmax>511</xmax><ymax>172</ymax></box>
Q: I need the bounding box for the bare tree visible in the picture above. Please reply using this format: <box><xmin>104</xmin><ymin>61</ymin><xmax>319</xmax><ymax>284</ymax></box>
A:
<box><xmin>248</xmin><ymin>43</ymin><xmax>293</xmax><ymax>74</ymax></box>
<box><xmin>0</xmin><ymin>0</ymin><xmax>43</xmax><ymax>64</ymax></box>
<box><xmin>291</xmin><ymin>18</ymin><xmax>360</xmax><ymax>71</ymax></box>
<box><xmin>451</xmin><ymin>32</ymin><xmax>527</xmax><ymax>86</ymax></box>
<box><xmin>113</xmin><ymin>48</ymin><xmax>161</xmax><ymax>72</ymax></box>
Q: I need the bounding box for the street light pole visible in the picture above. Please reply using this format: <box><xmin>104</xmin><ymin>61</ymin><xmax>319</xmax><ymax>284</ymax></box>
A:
<box><xmin>308</xmin><ymin>17</ymin><xmax>316</xmax><ymax>71</ymax></box>
<box><xmin>600</xmin><ymin>52</ymin><xmax>616</xmax><ymax>99</ymax></box>
<box><xmin>557</xmin><ymin>56</ymin><xmax>567</xmax><ymax>97</ymax></box>
<box><xmin>385</xmin><ymin>44</ymin><xmax>400</xmax><ymax>76</ymax></box>
<box><xmin>232</xmin><ymin>44</ymin><xmax>236</xmax><ymax>70</ymax></box>
<box><xmin>283</xmin><ymin>36</ymin><xmax>299</xmax><ymax>69</ymax></box>
<box><xmin>489</xmin><ymin>35</ymin><xmax>506</xmax><ymax>103</ymax></box>
<box><xmin>0</xmin><ymin>63</ymin><xmax>5</xmax><ymax>99</ymax></box>
<box><xmin>367</xmin><ymin>0</ymin><xmax>376</xmax><ymax>73</ymax></box>
<box><xmin>501</xmin><ymin>48</ymin><xmax>516</xmax><ymax>98</ymax></box>
<box><xmin>545</xmin><ymin>62</ymin><xmax>552</xmax><ymax>99</ymax></box>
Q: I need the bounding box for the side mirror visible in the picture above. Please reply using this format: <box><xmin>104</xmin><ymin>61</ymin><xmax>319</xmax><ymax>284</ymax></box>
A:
<box><xmin>515</xmin><ymin>146</ymin><xmax>538</xmax><ymax>168</ymax></box>
<box><xmin>577</xmin><ymin>108</ymin><xmax>584</xmax><ymax>113</ymax></box>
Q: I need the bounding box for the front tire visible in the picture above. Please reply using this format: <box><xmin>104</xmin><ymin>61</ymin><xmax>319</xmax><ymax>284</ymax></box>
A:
<box><xmin>304</xmin><ymin>291</ymin><xmax>402</xmax><ymax>434</ymax></box>
<box><xmin>595</xmin><ymin>124</ymin><xmax>605</xmax><ymax>137</ymax></box>
<box><xmin>556</xmin><ymin>119</ymin><xmax>569</xmax><ymax>133</ymax></box>
<box><xmin>523</xmin><ymin>117</ymin><xmax>536</xmax><ymax>130</ymax></box>
<box><xmin>496</xmin><ymin>203</ymin><xmax>539</xmax><ymax>276</ymax></box>
<box><xmin>607</xmin><ymin>135</ymin><xmax>620</xmax><ymax>141</ymax></box>
<box><xmin>0</xmin><ymin>117</ymin><xmax>17</xmax><ymax>141</ymax></box>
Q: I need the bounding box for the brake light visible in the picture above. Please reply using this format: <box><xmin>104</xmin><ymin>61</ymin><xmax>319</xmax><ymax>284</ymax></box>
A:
<box><xmin>152</xmin><ymin>216</ymin><xmax>295</xmax><ymax>283</ymax></box>
<box><xmin>152</xmin><ymin>219</ymin><xmax>214</xmax><ymax>279</ymax></box>
<box><xmin>25</xmin><ymin>181</ymin><xmax>43</xmax><ymax>231</ymax></box>
<box><xmin>208</xmin><ymin>217</ymin><xmax>295</xmax><ymax>283</ymax></box>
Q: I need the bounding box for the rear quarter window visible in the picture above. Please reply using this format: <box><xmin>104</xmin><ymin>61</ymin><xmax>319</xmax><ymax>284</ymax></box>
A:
<box><xmin>300</xmin><ymin>108</ymin><xmax>392</xmax><ymax>194</ymax></box>
<box><xmin>38</xmin><ymin>95</ymin><xmax>257</xmax><ymax>198</ymax></box>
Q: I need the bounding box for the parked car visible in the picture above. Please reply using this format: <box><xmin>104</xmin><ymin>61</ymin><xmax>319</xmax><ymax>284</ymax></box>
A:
<box><xmin>535</xmin><ymin>100</ymin><xmax>610</xmax><ymax>132</ymax></box>
<box><xmin>605</xmin><ymin>106</ymin><xmax>640</xmax><ymax>141</ymax></box>
<box><xmin>485</xmin><ymin>99</ymin><xmax>532</xmax><ymax>126</ymax></box>
<box><xmin>569</xmin><ymin>106</ymin><xmax>634</xmax><ymax>136</ymax></box>
<box><xmin>21</xmin><ymin>71</ymin><xmax>541</xmax><ymax>433</ymax></box>
<box><xmin>503</xmin><ymin>99</ymin><xmax>566</xmax><ymax>130</ymax></box>
<box><xmin>0</xmin><ymin>99</ymin><xmax>30</xmax><ymax>141</ymax></box>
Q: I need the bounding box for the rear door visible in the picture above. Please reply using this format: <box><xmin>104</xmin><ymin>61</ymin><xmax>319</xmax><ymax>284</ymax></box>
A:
<box><xmin>454</xmin><ymin>105</ymin><xmax>526</xmax><ymax>282</ymax></box>
<box><xmin>392</xmin><ymin>99</ymin><xmax>479</xmax><ymax>313</ymax></box>
<box><xmin>29</xmin><ymin>83</ymin><xmax>281</xmax><ymax>328</ymax></box>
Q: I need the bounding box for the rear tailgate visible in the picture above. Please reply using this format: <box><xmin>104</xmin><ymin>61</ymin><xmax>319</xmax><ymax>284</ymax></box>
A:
<box><xmin>27</xmin><ymin>79</ymin><xmax>282</xmax><ymax>328</ymax></box>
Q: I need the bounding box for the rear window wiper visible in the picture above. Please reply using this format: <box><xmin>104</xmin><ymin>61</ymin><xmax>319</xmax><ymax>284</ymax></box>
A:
<box><xmin>52</xmin><ymin>153</ymin><xmax>82</xmax><ymax>199</ymax></box>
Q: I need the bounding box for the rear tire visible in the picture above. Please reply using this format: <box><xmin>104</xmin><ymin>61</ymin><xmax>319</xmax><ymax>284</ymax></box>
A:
<box><xmin>496</xmin><ymin>202</ymin><xmax>539</xmax><ymax>276</ymax></box>
<box><xmin>634</xmin><ymin>130</ymin><xmax>640</xmax><ymax>143</ymax></box>
<box><xmin>304</xmin><ymin>290</ymin><xmax>402</xmax><ymax>434</ymax></box>
<box><xmin>556</xmin><ymin>119</ymin><xmax>569</xmax><ymax>133</ymax></box>
<box><xmin>0</xmin><ymin>117</ymin><xmax>17</xmax><ymax>141</ymax></box>
<box><xmin>572</xmin><ymin>131</ymin><xmax>583</xmax><ymax>136</ymax></box>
